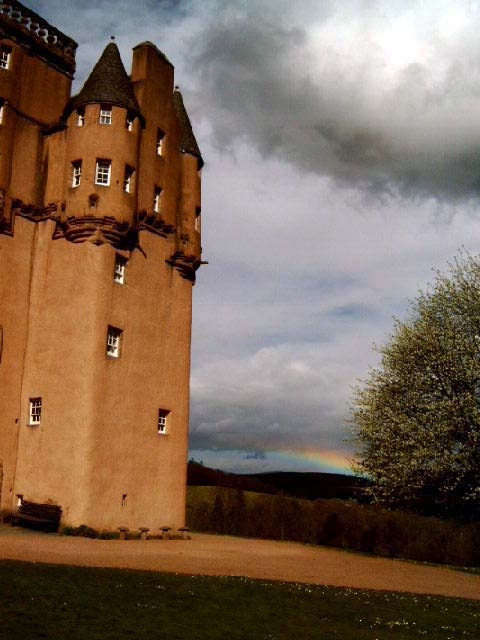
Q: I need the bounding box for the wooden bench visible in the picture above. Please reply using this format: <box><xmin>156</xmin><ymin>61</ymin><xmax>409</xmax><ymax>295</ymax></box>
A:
<box><xmin>12</xmin><ymin>500</ymin><xmax>62</xmax><ymax>533</ymax></box>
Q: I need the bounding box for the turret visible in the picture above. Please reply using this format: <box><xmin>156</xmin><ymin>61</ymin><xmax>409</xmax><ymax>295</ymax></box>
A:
<box><xmin>168</xmin><ymin>89</ymin><xmax>203</xmax><ymax>278</ymax></box>
<box><xmin>44</xmin><ymin>41</ymin><xmax>144</xmax><ymax>247</ymax></box>
<box><xmin>41</xmin><ymin>39</ymin><xmax>204</xmax><ymax>271</ymax></box>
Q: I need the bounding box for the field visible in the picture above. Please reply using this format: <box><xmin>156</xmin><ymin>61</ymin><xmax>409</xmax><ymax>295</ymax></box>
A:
<box><xmin>1</xmin><ymin>559</ymin><xmax>479</xmax><ymax>639</ymax></box>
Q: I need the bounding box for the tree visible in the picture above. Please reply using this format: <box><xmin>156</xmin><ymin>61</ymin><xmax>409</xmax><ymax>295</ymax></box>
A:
<box><xmin>351</xmin><ymin>254</ymin><xmax>480</xmax><ymax>520</ymax></box>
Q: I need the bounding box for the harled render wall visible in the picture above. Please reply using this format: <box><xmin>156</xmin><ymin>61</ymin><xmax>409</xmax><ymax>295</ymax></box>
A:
<box><xmin>0</xmin><ymin>220</ymin><xmax>36</xmax><ymax>515</ymax></box>
<box><xmin>1</xmin><ymin>33</ymin><xmax>200</xmax><ymax>530</ymax></box>
<box><xmin>0</xmin><ymin>28</ymin><xmax>73</xmax><ymax>516</ymax></box>
<box><xmin>12</xmin><ymin>228</ymin><xmax>192</xmax><ymax>530</ymax></box>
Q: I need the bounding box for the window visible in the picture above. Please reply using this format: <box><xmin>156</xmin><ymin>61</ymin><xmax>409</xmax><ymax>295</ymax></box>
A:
<box><xmin>0</xmin><ymin>100</ymin><xmax>4</xmax><ymax>125</ymax></box>
<box><xmin>156</xmin><ymin>129</ymin><xmax>165</xmax><ymax>155</ymax></box>
<box><xmin>77</xmin><ymin>109</ymin><xmax>85</xmax><ymax>126</ymax></box>
<box><xmin>106</xmin><ymin>326</ymin><xmax>122</xmax><ymax>358</ymax></box>
<box><xmin>195</xmin><ymin>206</ymin><xmax>201</xmax><ymax>232</ymax></box>
<box><xmin>95</xmin><ymin>159</ymin><xmax>111</xmax><ymax>186</ymax></box>
<box><xmin>123</xmin><ymin>165</ymin><xmax>134</xmax><ymax>193</ymax></box>
<box><xmin>114</xmin><ymin>254</ymin><xmax>127</xmax><ymax>284</ymax></box>
<box><xmin>0</xmin><ymin>46</ymin><xmax>11</xmax><ymax>70</ymax></box>
<box><xmin>71</xmin><ymin>160</ymin><xmax>82</xmax><ymax>187</ymax></box>
<box><xmin>153</xmin><ymin>186</ymin><xmax>162</xmax><ymax>213</ymax></box>
<box><xmin>158</xmin><ymin>409</ymin><xmax>170</xmax><ymax>434</ymax></box>
<box><xmin>126</xmin><ymin>116</ymin><xmax>133</xmax><ymax>131</ymax></box>
<box><xmin>29</xmin><ymin>398</ymin><xmax>42</xmax><ymax>426</ymax></box>
<box><xmin>99</xmin><ymin>105</ymin><xmax>112</xmax><ymax>124</ymax></box>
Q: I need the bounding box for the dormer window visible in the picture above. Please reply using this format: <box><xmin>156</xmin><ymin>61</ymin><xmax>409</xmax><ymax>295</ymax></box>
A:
<box><xmin>0</xmin><ymin>46</ymin><xmax>11</xmax><ymax>70</ymax></box>
<box><xmin>156</xmin><ymin>129</ymin><xmax>165</xmax><ymax>156</ymax></box>
<box><xmin>77</xmin><ymin>109</ymin><xmax>85</xmax><ymax>126</ymax></box>
<box><xmin>95</xmin><ymin>159</ymin><xmax>111</xmax><ymax>186</ymax></box>
<box><xmin>99</xmin><ymin>105</ymin><xmax>112</xmax><ymax>125</ymax></box>
<box><xmin>72</xmin><ymin>160</ymin><xmax>82</xmax><ymax>187</ymax></box>
<box><xmin>124</xmin><ymin>165</ymin><xmax>135</xmax><ymax>193</ymax></box>
<box><xmin>153</xmin><ymin>186</ymin><xmax>162</xmax><ymax>213</ymax></box>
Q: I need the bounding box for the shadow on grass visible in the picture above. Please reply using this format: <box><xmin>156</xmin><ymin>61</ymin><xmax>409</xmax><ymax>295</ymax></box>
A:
<box><xmin>0</xmin><ymin>560</ymin><xmax>478</xmax><ymax>639</ymax></box>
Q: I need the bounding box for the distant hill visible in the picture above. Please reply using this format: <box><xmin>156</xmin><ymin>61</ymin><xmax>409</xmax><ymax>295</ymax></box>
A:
<box><xmin>187</xmin><ymin>461</ymin><xmax>369</xmax><ymax>501</ymax></box>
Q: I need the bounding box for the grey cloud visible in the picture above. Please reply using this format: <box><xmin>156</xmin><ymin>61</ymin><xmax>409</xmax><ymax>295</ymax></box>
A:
<box><xmin>188</xmin><ymin>2</ymin><xmax>480</xmax><ymax>200</ymax></box>
<box><xmin>189</xmin><ymin>341</ymin><xmax>370</xmax><ymax>453</ymax></box>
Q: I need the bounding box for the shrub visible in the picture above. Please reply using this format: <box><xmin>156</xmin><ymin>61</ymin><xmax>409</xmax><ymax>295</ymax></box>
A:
<box><xmin>186</xmin><ymin>486</ymin><xmax>480</xmax><ymax>566</ymax></box>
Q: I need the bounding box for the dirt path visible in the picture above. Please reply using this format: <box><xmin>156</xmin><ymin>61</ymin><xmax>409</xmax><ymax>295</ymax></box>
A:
<box><xmin>0</xmin><ymin>527</ymin><xmax>479</xmax><ymax>600</ymax></box>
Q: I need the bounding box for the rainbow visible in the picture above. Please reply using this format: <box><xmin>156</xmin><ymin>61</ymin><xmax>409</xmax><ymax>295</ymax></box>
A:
<box><xmin>267</xmin><ymin>448</ymin><xmax>354</xmax><ymax>475</ymax></box>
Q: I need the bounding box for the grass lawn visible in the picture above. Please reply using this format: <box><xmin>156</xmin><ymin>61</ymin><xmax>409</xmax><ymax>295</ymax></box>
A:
<box><xmin>0</xmin><ymin>560</ymin><xmax>478</xmax><ymax>639</ymax></box>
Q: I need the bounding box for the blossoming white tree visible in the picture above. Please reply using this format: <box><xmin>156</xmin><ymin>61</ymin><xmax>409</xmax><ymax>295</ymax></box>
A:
<box><xmin>351</xmin><ymin>254</ymin><xmax>480</xmax><ymax>520</ymax></box>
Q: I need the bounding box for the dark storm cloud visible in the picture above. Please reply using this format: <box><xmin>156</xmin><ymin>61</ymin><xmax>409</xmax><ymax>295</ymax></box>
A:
<box><xmin>189</xmin><ymin>2</ymin><xmax>480</xmax><ymax>200</ymax></box>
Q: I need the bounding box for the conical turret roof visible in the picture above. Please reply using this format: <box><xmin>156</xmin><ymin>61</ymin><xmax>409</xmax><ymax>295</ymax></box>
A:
<box><xmin>173</xmin><ymin>89</ymin><xmax>204</xmax><ymax>168</ymax></box>
<box><xmin>67</xmin><ymin>42</ymin><xmax>144</xmax><ymax>123</ymax></box>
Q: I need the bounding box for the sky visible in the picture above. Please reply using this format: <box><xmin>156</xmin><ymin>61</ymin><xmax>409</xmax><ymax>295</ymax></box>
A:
<box><xmin>27</xmin><ymin>0</ymin><xmax>480</xmax><ymax>474</ymax></box>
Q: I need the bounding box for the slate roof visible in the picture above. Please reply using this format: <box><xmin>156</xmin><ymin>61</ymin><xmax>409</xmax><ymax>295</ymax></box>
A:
<box><xmin>66</xmin><ymin>42</ymin><xmax>144</xmax><ymax>123</ymax></box>
<box><xmin>173</xmin><ymin>90</ymin><xmax>204</xmax><ymax>168</ymax></box>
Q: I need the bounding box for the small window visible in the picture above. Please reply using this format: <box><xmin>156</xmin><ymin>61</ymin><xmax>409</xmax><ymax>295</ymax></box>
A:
<box><xmin>72</xmin><ymin>160</ymin><xmax>82</xmax><ymax>187</ymax></box>
<box><xmin>126</xmin><ymin>115</ymin><xmax>134</xmax><ymax>131</ymax></box>
<box><xmin>77</xmin><ymin>109</ymin><xmax>85</xmax><ymax>126</ymax></box>
<box><xmin>99</xmin><ymin>105</ymin><xmax>112</xmax><ymax>125</ymax></box>
<box><xmin>114</xmin><ymin>254</ymin><xmax>127</xmax><ymax>284</ymax></box>
<box><xmin>153</xmin><ymin>186</ymin><xmax>162</xmax><ymax>213</ymax></box>
<box><xmin>195</xmin><ymin>206</ymin><xmax>201</xmax><ymax>232</ymax></box>
<box><xmin>158</xmin><ymin>409</ymin><xmax>170</xmax><ymax>434</ymax></box>
<box><xmin>95</xmin><ymin>159</ymin><xmax>111</xmax><ymax>186</ymax></box>
<box><xmin>29</xmin><ymin>398</ymin><xmax>42</xmax><ymax>426</ymax></box>
<box><xmin>124</xmin><ymin>165</ymin><xmax>135</xmax><ymax>193</ymax></box>
<box><xmin>0</xmin><ymin>46</ymin><xmax>11</xmax><ymax>70</ymax></box>
<box><xmin>106</xmin><ymin>326</ymin><xmax>122</xmax><ymax>358</ymax></box>
<box><xmin>0</xmin><ymin>100</ymin><xmax>4</xmax><ymax>125</ymax></box>
<box><xmin>156</xmin><ymin>129</ymin><xmax>165</xmax><ymax>156</ymax></box>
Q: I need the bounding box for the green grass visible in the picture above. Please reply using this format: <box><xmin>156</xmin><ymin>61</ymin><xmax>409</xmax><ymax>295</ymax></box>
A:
<box><xmin>0</xmin><ymin>560</ymin><xmax>478</xmax><ymax>639</ymax></box>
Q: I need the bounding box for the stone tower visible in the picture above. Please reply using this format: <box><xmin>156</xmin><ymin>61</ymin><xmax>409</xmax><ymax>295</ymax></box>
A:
<box><xmin>0</xmin><ymin>1</ymin><xmax>203</xmax><ymax>531</ymax></box>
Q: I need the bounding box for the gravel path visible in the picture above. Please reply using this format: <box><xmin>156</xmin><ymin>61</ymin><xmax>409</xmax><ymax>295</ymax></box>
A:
<box><xmin>0</xmin><ymin>527</ymin><xmax>479</xmax><ymax>600</ymax></box>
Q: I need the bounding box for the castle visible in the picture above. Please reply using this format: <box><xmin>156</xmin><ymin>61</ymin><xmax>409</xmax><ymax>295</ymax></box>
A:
<box><xmin>0</xmin><ymin>1</ymin><xmax>203</xmax><ymax>531</ymax></box>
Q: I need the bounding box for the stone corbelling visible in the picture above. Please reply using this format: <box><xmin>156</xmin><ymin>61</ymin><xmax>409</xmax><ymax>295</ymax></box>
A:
<box><xmin>137</xmin><ymin>209</ymin><xmax>175</xmax><ymax>237</ymax></box>
<box><xmin>1</xmin><ymin>200</ymin><xmax>176</xmax><ymax>250</ymax></box>
<box><xmin>12</xmin><ymin>198</ymin><xmax>59</xmax><ymax>221</ymax></box>
<box><xmin>166</xmin><ymin>251</ymin><xmax>200</xmax><ymax>282</ymax></box>
<box><xmin>0</xmin><ymin>212</ymin><xmax>12</xmax><ymax>235</ymax></box>
<box><xmin>0</xmin><ymin>0</ymin><xmax>77</xmax><ymax>77</ymax></box>
<box><xmin>0</xmin><ymin>188</ymin><xmax>11</xmax><ymax>235</ymax></box>
<box><xmin>57</xmin><ymin>215</ymin><xmax>137</xmax><ymax>248</ymax></box>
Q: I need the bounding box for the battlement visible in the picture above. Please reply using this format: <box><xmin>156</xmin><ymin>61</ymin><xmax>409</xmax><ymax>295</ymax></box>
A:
<box><xmin>0</xmin><ymin>0</ymin><xmax>77</xmax><ymax>76</ymax></box>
